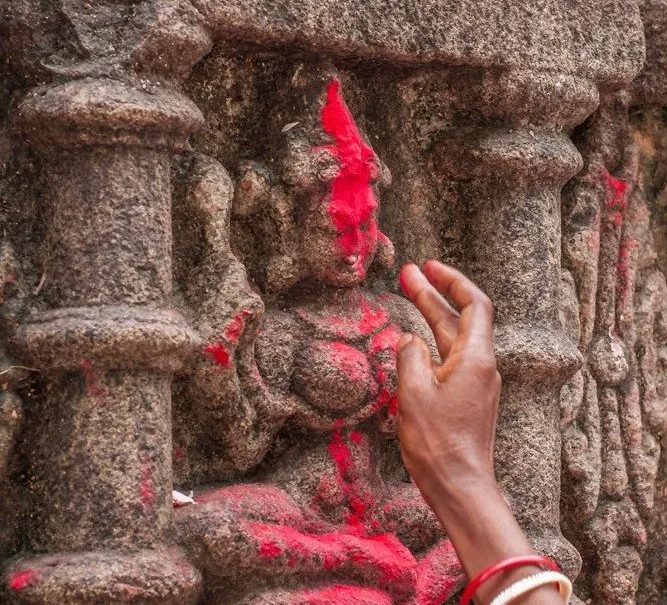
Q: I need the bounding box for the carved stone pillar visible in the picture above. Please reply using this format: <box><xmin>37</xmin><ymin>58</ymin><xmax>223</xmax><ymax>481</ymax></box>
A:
<box><xmin>435</xmin><ymin>70</ymin><xmax>599</xmax><ymax>575</ymax></box>
<box><xmin>0</xmin><ymin>3</ymin><xmax>210</xmax><ymax>602</ymax></box>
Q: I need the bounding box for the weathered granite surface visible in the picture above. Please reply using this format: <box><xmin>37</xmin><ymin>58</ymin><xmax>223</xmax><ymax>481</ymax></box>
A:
<box><xmin>0</xmin><ymin>1</ymin><xmax>663</xmax><ymax>604</ymax></box>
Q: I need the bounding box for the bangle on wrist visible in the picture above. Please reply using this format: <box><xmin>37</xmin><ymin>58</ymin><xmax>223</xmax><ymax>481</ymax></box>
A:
<box><xmin>459</xmin><ymin>555</ymin><xmax>561</xmax><ymax>605</ymax></box>
<box><xmin>489</xmin><ymin>570</ymin><xmax>572</xmax><ymax>604</ymax></box>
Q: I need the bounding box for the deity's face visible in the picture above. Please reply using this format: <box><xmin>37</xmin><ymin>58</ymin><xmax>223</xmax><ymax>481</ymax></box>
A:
<box><xmin>300</xmin><ymin>80</ymin><xmax>384</xmax><ymax>287</ymax></box>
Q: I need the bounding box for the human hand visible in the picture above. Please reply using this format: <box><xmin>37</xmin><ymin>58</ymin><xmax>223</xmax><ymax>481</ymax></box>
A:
<box><xmin>396</xmin><ymin>260</ymin><xmax>501</xmax><ymax>505</ymax></box>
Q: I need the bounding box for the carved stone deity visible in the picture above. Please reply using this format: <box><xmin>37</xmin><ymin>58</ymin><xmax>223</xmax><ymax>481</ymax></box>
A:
<box><xmin>172</xmin><ymin>65</ymin><xmax>463</xmax><ymax>604</ymax></box>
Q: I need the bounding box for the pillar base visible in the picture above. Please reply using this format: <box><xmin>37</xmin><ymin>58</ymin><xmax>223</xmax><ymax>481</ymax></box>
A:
<box><xmin>3</xmin><ymin>548</ymin><xmax>202</xmax><ymax>605</ymax></box>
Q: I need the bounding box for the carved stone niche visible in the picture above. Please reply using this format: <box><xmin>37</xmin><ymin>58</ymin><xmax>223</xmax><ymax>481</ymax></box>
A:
<box><xmin>0</xmin><ymin>1</ymin><xmax>658</xmax><ymax>605</ymax></box>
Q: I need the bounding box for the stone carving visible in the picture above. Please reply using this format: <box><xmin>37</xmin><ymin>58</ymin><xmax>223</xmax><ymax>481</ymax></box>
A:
<box><xmin>172</xmin><ymin>65</ymin><xmax>463</xmax><ymax>604</ymax></box>
<box><xmin>560</xmin><ymin>92</ymin><xmax>667</xmax><ymax>604</ymax></box>
<box><xmin>0</xmin><ymin>0</ymin><xmax>660</xmax><ymax>603</ymax></box>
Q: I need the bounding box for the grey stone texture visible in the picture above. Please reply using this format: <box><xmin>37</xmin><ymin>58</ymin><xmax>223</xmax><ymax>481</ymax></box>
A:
<box><xmin>0</xmin><ymin>1</ymin><xmax>664</xmax><ymax>604</ymax></box>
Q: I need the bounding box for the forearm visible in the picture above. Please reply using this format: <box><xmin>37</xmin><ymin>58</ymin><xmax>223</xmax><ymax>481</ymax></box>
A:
<box><xmin>421</xmin><ymin>473</ymin><xmax>565</xmax><ymax>605</ymax></box>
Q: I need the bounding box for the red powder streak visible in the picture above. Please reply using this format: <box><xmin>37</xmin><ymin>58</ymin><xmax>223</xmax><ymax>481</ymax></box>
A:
<box><xmin>603</xmin><ymin>169</ymin><xmax>629</xmax><ymax>211</ymax></box>
<box><xmin>321</xmin><ymin>80</ymin><xmax>378</xmax><ymax>273</ymax></box>
<box><xmin>369</xmin><ymin>325</ymin><xmax>401</xmax><ymax>355</ymax></box>
<box><xmin>298</xmin><ymin>585</ymin><xmax>392</xmax><ymax>605</ymax></box>
<box><xmin>203</xmin><ymin>342</ymin><xmax>231</xmax><ymax>368</ymax></box>
<box><xmin>358</xmin><ymin>299</ymin><xmax>388</xmax><ymax>335</ymax></box>
<box><xmin>80</xmin><ymin>359</ymin><xmax>106</xmax><ymax>402</ymax></box>
<box><xmin>139</xmin><ymin>462</ymin><xmax>155</xmax><ymax>512</ymax></box>
<box><xmin>413</xmin><ymin>540</ymin><xmax>464</xmax><ymax>605</ymax></box>
<box><xmin>373</xmin><ymin>367</ymin><xmax>398</xmax><ymax>417</ymax></box>
<box><xmin>246</xmin><ymin>521</ymin><xmax>416</xmax><ymax>589</ymax></box>
<box><xmin>8</xmin><ymin>570</ymin><xmax>37</xmax><ymax>591</ymax></box>
<box><xmin>224</xmin><ymin>309</ymin><xmax>251</xmax><ymax>343</ymax></box>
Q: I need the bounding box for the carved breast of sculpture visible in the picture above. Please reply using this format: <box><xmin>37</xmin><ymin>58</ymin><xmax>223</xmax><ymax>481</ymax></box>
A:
<box><xmin>172</xmin><ymin>65</ymin><xmax>463</xmax><ymax>605</ymax></box>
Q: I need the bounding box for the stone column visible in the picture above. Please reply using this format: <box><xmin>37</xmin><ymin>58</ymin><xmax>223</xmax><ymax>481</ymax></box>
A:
<box><xmin>3</xmin><ymin>79</ymin><xmax>203</xmax><ymax>605</ymax></box>
<box><xmin>438</xmin><ymin>70</ymin><xmax>599</xmax><ymax>576</ymax></box>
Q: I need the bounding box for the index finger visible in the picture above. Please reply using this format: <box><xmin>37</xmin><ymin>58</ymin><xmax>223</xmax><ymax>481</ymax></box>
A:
<box><xmin>422</xmin><ymin>260</ymin><xmax>494</xmax><ymax>356</ymax></box>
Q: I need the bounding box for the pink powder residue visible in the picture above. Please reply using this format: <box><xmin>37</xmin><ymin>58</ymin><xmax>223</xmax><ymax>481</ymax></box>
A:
<box><xmin>203</xmin><ymin>342</ymin><xmax>232</xmax><ymax>368</ymax></box>
<box><xmin>603</xmin><ymin>169</ymin><xmax>629</xmax><ymax>210</ymax></box>
<box><xmin>323</xmin><ymin>342</ymin><xmax>370</xmax><ymax>385</ymax></box>
<box><xmin>358</xmin><ymin>299</ymin><xmax>389</xmax><ymax>336</ymax></box>
<box><xmin>298</xmin><ymin>584</ymin><xmax>392</xmax><ymax>605</ymax></box>
<box><xmin>81</xmin><ymin>359</ymin><xmax>107</xmax><ymax>402</ymax></box>
<box><xmin>321</xmin><ymin>80</ymin><xmax>379</xmax><ymax>278</ymax></box>
<box><xmin>224</xmin><ymin>309</ymin><xmax>251</xmax><ymax>343</ymax></box>
<box><xmin>8</xmin><ymin>570</ymin><xmax>38</xmax><ymax>591</ymax></box>
<box><xmin>602</xmin><ymin>169</ymin><xmax>630</xmax><ymax>230</ymax></box>
<box><xmin>139</xmin><ymin>460</ymin><xmax>155</xmax><ymax>512</ymax></box>
<box><xmin>369</xmin><ymin>325</ymin><xmax>401</xmax><ymax>356</ymax></box>
<box><xmin>246</xmin><ymin>521</ymin><xmax>416</xmax><ymax>589</ymax></box>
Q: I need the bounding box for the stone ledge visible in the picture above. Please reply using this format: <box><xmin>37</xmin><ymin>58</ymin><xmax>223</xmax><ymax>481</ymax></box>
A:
<box><xmin>2</xmin><ymin>548</ymin><xmax>202</xmax><ymax>605</ymax></box>
<box><xmin>14</xmin><ymin>79</ymin><xmax>204</xmax><ymax>151</ymax></box>
<box><xmin>14</xmin><ymin>305</ymin><xmax>201</xmax><ymax>372</ymax></box>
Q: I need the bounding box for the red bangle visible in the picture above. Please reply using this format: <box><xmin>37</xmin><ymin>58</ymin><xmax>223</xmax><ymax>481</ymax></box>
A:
<box><xmin>459</xmin><ymin>555</ymin><xmax>561</xmax><ymax>605</ymax></box>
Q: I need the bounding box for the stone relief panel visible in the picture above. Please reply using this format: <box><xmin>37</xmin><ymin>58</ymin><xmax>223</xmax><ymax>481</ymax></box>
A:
<box><xmin>0</xmin><ymin>1</ymin><xmax>660</xmax><ymax>604</ymax></box>
<box><xmin>170</xmin><ymin>61</ymin><xmax>464</xmax><ymax>605</ymax></box>
<box><xmin>560</xmin><ymin>94</ymin><xmax>667</xmax><ymax>604</ymax></box>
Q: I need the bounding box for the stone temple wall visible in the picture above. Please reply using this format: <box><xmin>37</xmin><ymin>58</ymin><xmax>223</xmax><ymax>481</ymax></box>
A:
<box><xmin>0</xmin><ymin>1</ymin><xmax>664</xmax><ymax>604</ymax></box>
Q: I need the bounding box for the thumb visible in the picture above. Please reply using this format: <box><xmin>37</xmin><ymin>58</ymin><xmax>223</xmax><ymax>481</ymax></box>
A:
<box><xmin>397</xmin><ymin>333</ymin><xmax>434</xmax><ymax>391</ymax></box>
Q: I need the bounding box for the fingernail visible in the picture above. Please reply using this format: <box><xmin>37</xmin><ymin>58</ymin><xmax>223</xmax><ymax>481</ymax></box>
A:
<box><xmin>398</xmin><ymin>333</ymin><xmax>413</xmax><ymax>349</ymax></box>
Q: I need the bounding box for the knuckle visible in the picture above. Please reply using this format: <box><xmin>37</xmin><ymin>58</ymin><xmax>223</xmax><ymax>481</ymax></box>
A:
<box><xmin>474</xmin><ymin>292</ymin><xmax>494</xmax><ymax>314</ymax></box>
<box><xmin>469</xmin><ymin>353</ymin><xmax>498</xmax><ymax>377</ymax></box>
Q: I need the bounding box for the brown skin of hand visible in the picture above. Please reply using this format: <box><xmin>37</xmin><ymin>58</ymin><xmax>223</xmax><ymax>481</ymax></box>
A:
<box><xmin>396</xmin><ymin>261</ymin><xmax>565</xmax><ymax>605</ymax></box>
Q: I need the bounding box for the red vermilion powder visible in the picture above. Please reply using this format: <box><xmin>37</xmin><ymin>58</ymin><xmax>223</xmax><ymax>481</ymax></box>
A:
<box><xmin>321</xmin><ymin>80</ymin><xmax>379</xmax><ymax>276</ymax></box>
<box><xmin>8</xmin><ymin>570</ymin><xmax>37</xmax><ymax>591</ymax></box>
<box><xmin>139</xmin><ymin>461</ymin><xmax>155</xmax><ymax>511</ymax></box>
<box><xmin>602</xmin><ymin>169</ymin><xmax>628</xmax><ymax>210</ymax></box>
<box><xmin>357</xmin><ymin>299</ymin><xmax>388</xmax><ymax>336</ymax></box>
<box><xmin>224</xmin><ymin>309</ymin><xmax>251</xmax><ymax>343</ymax></box>
<box><xmin>203</xmin><ymin>342</ymin><xmax>232</xmax><ymax>368</ymax></box>
<box><xmin>80</xmin><ymin>359</ymin><xmax>106</xmax><ymax>402</ymax></box>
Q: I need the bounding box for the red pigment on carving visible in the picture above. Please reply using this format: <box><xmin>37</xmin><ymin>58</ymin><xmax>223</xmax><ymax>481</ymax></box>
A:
<box><xmin>603</xmin><ymin>169</ymin><xmax>629</xmax><ymax>229</ymax></box>
<box><xmin>224</xmin><ymin>309</ymin><xmax>251</xmax><ymax>343</ymax></box>
<box><xmin>369</xmin><ymin>325</ymin><xmax>401</xmax><ymax>356</ymax></box>
<box><xmin>373</xmin><ymin>367</ymin><xmax>398</xmax><ymax>417</ymax></box>
<box><xmin>298</xmin><ymin>585</ymin><xmax>392</xmax><ymax>605</ymax></box>
<box><xmin>247</xmin><ymin>521</ymin><xmax>416</xmax><ymax>589</ymax></box>
<box><xmin>203</xmin><ymin>342</ymin><xmax>232</xmax><ymax>368</ymax></box>
<box><xmin>413</xmin><ymin>540</ymin><xmax>464</xmax><ymax>605</ymax></box>
<box><xmin>603</xmin><ymin>170</ymin><xmax>629</xmax><ymax>209</ymax></box>
<box><xmin>324</xmin><ymin>342</ymin><xmax>370</xmax><ymax>385</ymax></box>
<box><xmin>8</xmin><ymin>570</ymin><xmax>37</xmax><ymax>591</ymax></box>
<box><xmin>358</xmin><ymin>299</ymin><xmax>388</xmax><ymax>335</ymax></box>
<box><xmin>80</xmin><ymin>359</ymin><xmax>106</xmax><ymax>402</ymax></box>
<box><xmin>321</xmin><ymin>80</ymin><xmax>379</xmax><ymax>278</ymax></box>
<box><xmin>139</xmin><ymin>461</ymin><xmax>155</xmax><ymax>512</ymax></box>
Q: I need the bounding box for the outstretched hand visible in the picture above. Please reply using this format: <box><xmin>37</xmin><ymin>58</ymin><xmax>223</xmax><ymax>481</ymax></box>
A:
<box><xmin>396</xmin><ymin>261</ymin><xmax>566</xmax><ymax>605</ymax></box>
<box><xmin>397</xmin><ymin>260</ymin><xmax>501</xmax><ymax>503</ymax></box>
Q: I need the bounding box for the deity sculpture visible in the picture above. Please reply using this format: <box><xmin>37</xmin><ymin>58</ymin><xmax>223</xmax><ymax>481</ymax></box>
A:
<box><xmin>173</xmin><ymin>64</ymin><xmax>463</xmax><ymax>604</ymax></box>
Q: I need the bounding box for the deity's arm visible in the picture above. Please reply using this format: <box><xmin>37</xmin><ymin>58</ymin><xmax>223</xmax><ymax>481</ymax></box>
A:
<box><xmin>178</xmin><ymin>154</ymin><xmax>295</xmax><ymax>475</ymax></box>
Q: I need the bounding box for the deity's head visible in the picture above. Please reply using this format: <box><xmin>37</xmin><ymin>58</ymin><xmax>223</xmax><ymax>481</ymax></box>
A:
<box><xmin>297</xmin><ymin>79</ymin><xmax>390</xmax><ymax>287</ymax></box>
<box><xmin>235</xmin><ymin>70</ymin><xmax>394</xmax><ymax>292</ymax></box>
